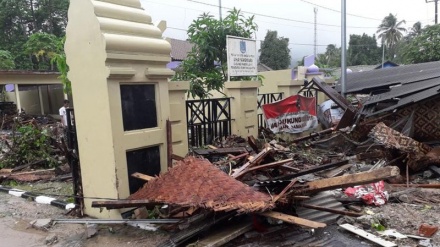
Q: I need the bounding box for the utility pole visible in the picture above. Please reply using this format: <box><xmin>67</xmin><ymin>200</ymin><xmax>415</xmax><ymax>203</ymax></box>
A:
<box><xmin>341</xmin><ymin>0</ymin><xmax>347</xmax><ymax>98</ymax></box>
<box><xmin>219</xmin><ymin>0</ymin><xmax>222</xmax><ymax>21</ymax></box>
<box><xmin>426</xmin><ymin>0</ymin><xmax>438</xmax><ymax>24</ymax></box>
<box><xmin>314</xmin><ymin>7</ymin><xmax>318</xmax><ymax>57</ymax></box>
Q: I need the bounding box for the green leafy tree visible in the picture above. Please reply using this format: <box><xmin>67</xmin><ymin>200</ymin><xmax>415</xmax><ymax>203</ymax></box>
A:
<box><xmin>315</xmin><ymin>44</ymin><xmax>341</xmax><ymax>68</ymax></box>
<box><xmin>0</xmin><ymin>50</ymin><xmax>15</xmax><ymax>69</ymax></box>
<box><xmin>377</xmin><ymin>13</ymin><xmax>406</xmax><ymax>60</ymax></box>
<box><xmin>24</xmin><ymin>32</ymin><xmax>61</xmax><ymax>70</ymax></box>
<box><xmin>347</xmin><ymin>33</ymin><xmax>381</xmax><ymax>66</ymax></box>
<box><xmin>176</xmin><ymin>8</ymin><xmax>258</xmax><ymax>99</ymax></box>
<box><xmin>0</xmin><ymin>0</ymin><xmax>69</xmax><ymax>69</ymax></box>
<box><xmin>401</xmin><ymin>24</ymin><xmax>440</xmax><ymax>64</ymax></box>
<box><xmin>51</xmin><ymin>37</ymin><xmax>71</xmax><ymax>94</ymax></box>
<box><xmin>259</xmin><ymin>30</ymin><xmax>291</xmax><ymax>70</ymax></box>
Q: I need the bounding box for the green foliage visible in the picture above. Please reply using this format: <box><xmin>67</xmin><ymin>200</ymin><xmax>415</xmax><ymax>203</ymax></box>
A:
<box><xmin>0</xmin><ymin>0</ymin><xmax>69</xmax><ymax>70</ymax></box>
<box><xmin>347</xmin><ymin>33</ymin><xmax>381</xmax><ymax>66</ymax></box>
<box><xmin>259</xmin><ymin>30</ymin><xmax>291</xmax><ymax>70</ymax></box>
<box><xmin>24</xmin><ymin>32</ymin><xmax>61</xmax><ymax>70</ymax></box>
<box><xmin>175</xmin><ymin>8</ymin><xmax>258</xmax><ymax>99</ymax></box>
<box><xmin>0</xmin><ymin>123</ymin><xmax>56</xmax><ymax>168</ymax></box>
<box><xmin>377</xmin><ymin>13</ymin><xmax>406</xmax><ymax>61</ymax></box>
<box><xmin>51</xmin><ymin>37</ymin><xmax>71</xmax><ymax>94</ymax></box>
<box><xmin>400</xmin><ymin>24</ymin><xmax>440</xmax><ymax>64</ymax></box>
<box><xmin>315</xmin><ymin>44</ymin><xmax>341</xmax><ymax>71</ymax></box>
<box><xmin>0</xmin><ymin>50</ymin><xmax>15</xmax><ymax>69</ymax></box>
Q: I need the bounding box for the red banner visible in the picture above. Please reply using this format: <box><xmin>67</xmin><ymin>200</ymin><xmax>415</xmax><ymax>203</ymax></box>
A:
<box><xmin>262</xmin><ymin>95</ymin><xmax>318</xmax><ymax>133</ymax></box>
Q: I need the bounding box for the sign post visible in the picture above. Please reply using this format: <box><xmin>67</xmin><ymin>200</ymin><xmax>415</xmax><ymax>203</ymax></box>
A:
<box><xmin>226</xmin><ymin>35</ymin><xmax>257</xmax><ymax>81</ymax></box>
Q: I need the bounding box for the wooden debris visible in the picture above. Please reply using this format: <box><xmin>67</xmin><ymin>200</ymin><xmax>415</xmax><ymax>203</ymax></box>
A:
<box><xmin>274</xmin><ymin>159</ymin><xmax>349</xmax><ymax>180</ymax></box>
<box><xmin>391</xmin><ymin>184</ymin><xmax>440</xmax><ymax>189</ymax></box>
<box><xmin>339</xmin><ymin>223</ymin><xmax>397</xmax><ymax>247</ymax></box>
<box><xmin>260</xmin><ymin>211</ymin><xmax>326</xmax><ymax>228</ymax></box>
<box><xmin>207</xmin><ymin>145</ymin><xmax>218</xmax><ymax>150</ymax></box>
<box><xmin>247</xmin><ymin>135</ymin><xmax>259</xmax><ymax>153</ymax></box>
<box><xmin>171</xmin><ymin>153</ymin><xmax>185</xmax><ymax>161</ymax></box>
<box><xmin>231</xmin><ymin>147</ymin><xmax>273</xmax><ymax>179</ymax></box>
<box><xmin>296</xmin><ymin>166</ymin><xmax>400</xmax><ymax>194</ymax></box>
<box><xmin>322</xmin><ymin>164</ymin><xmax>353</xmax><ymax>178</ymax></box>
<box><xmin>300</xmin><ymin>203</ymin><xmax>363</xmax><ymax>217</ymax></box>
<box><xmin>91</xmin><ymin>200</ymin><xmax>159</xmax><ymax>209</ymax></box>
<box><xmin>273</xmin><ymin>179</ymin><xmax>298</xmax><ymax>203</ymax></box>
<box><xmin>195</xmin><ymin>221</ymin><xmax>253</xmax><ymax>247</ymax></box>
<box><xmin>193</xmin><ymin>147</ymin><xmax>251</xmax><ymax>156</ymax></box>
<box><xmin>244</xmin><ymin>159</ymin><xmax>294</xmax><ymax>174</ymax></box>
<box><xmin>131</xmin><ymin>172</ymin><xmax>155</xmax><ymax>182</ymax></box>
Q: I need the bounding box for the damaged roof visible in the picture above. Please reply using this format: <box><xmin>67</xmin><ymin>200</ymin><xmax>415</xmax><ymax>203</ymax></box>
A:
<box><xmin>336</xmin><ymin>60</ymin><xmax>440</xmax><ymax>94</ymax></box>
<box><xmin>128</xmin><ymin>157</ymin><xmax>274</xmax><ymax>213</ymax></box>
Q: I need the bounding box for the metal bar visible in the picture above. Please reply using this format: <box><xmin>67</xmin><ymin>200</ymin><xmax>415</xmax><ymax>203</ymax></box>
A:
<box><xmin>53</xmin><ymin>218</ymin><xmax>180</xmax><ymax>224</ymax></box>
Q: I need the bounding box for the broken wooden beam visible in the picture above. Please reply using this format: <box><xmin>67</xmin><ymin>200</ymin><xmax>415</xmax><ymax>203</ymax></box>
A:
<box><xmin>390</xmin><ymin>184</ymin><xmax>440</xmax><ymax>189</ymax></box>
<box><xmin>193</xmin><ymin>147</ymin><xmax>252</xmax><ymax>156</ymax></box>
<box><xmin>274</xmin><ymin>159</ymin><xmax>349</xmax><ymax>180</ymax></box>
<box><xmin>295</xmin><ymin>166</ymin><xmax>400</xmax><ymax>194</ymax></box>
<box><xmin>231</xmin><ymin>147</ymin><xmax>273</xmax><ymax>179</ymax></box>
<box><xmin>300</xmin><ymin>203</ymin><xmax>363</xmax><ymax>217</ymax></box>
<box><xmin>171</xmin><ymin>153</ymin><xmax>184</xmax><ymax>161</ymax></box>
<box><xmin>244</xmin><ymin>158</ymin><xmax>294</xmax><ymax>173</ymax></box>
<box><xmin>131</xmin><ymin>172</ymin><xmax>155</xmax><ymax>182</ymax></box>
<box><xmin>247</xmin><ymin>135</ymin><xmax>259</xmax><ymax>153</ymax></box>
<box><xmin>260</xmin><ymin>211</ymin><xmax>326</xmax><ymax>228</ymax></box>
<box><xmin>91</xmin><ymin>200</ymin><xmax>159</xmax><ymax>209</ymax></box>
<box><xmin>273</xmin><ymin>179</ymin><xmax>298</xmax><ymax>203</ymax></box>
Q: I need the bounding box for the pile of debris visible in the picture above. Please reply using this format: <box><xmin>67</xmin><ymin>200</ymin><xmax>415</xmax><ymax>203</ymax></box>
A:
<box><xmin>0</xmin><ymin>115</ymin><xmax>72</xmax><ymax>183</ymax></box>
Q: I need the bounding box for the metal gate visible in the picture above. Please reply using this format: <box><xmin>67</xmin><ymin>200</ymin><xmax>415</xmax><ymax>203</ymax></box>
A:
<box><xmin>257</xmin><ymin>93</ymin><xmax>284</xmax><ymax>129</ymax></box>
<box><xmin>186</xmin><ymin>98</ymin><xmax>231</xmax><ymax>147</ymax></box>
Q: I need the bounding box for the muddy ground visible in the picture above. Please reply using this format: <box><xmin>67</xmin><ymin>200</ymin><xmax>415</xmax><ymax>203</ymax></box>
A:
<box><xmin>1</xmin><ymin>181</ymin><xmax>440</xmax><ymax>247</ymax></box>
<box><xmin>0</xmin><ymin>181</ymin><xmax>169</xmax><ymax>247</ymax></box>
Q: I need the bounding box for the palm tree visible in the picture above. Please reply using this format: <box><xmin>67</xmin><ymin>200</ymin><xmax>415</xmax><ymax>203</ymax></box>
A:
<box><xmin>377</xmin><ymin>13</ymin><xmax>406</xmax><ymax>60</ymax></box>
<box><xmin>409</xmin><ymin>21</ymin><xmax>422</xmax><ymax>38</ymax></box>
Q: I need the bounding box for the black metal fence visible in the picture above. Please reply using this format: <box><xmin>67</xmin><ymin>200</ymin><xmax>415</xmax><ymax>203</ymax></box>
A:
<box><xmin>257</xmin><ymin>93</ymin><xmax>284</xmax><ymax>129</ymax></box>
<box><xmin>186</xmin><ymin>98</ymin><xmax>231</xmax><ymax>147</ymax></box>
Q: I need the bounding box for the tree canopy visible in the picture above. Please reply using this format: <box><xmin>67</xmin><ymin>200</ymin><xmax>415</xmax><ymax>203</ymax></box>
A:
<box><xmin>0</xmin><ymin>50</ymin><xmax>15</xmax><ymax>70</ymax></box>
<box><xmin>259</xmin><ymin>30</ymin><xmax>291</xmax><ymax>70</ymax></box>
<box><xmin>401</xmin><ymin>24</ymin><xmax>440</xmax><ymax>64</ymax></box>
<box><xmin>347</xmin><ymin>33</ymin><xmax>381</xmax><ymax>66</ymax></box>
<box><xmin>315</xmin><ymin>44</ymin><xmax>341</xmax><ymax>68</ymax></box>
<box><xmin>176</xmin><ymin>8</ymin><xmax>258</xmax><ymax>99</ymax></box>
<box><xmin>0</xmin><ymin>0</ymin><xmax>69</xmax><ymax>70</ymax></box>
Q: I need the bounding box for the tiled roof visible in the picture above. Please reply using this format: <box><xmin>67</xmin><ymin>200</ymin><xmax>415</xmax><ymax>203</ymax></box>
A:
<box><xmin>169</xmin><ymin>38</ymin><xmax>193</xmax><ymax>61</ymax></box>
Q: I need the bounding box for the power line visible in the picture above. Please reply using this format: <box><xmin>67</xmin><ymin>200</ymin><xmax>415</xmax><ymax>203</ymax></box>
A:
<box><xmin>186</xmin><ymin>0</ymin><xmax>378</xmax><ymax>29</ymax></box>
<box><xmin>300</xmin><ymin>0</ymin><xmax>430</xmax><ymax>23</ymax></box>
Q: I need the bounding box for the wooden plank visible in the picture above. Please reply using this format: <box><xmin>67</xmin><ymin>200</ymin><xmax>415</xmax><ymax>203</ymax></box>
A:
<box><xmin>196</xmin><ymin>221</ymin><xmax>253</xmax><ymax>247</ymax></box>
<box><xmin>193</xmin><ymin>147</ymin><xmax>250</xmax><ymax>156</ymax></box>
<box><xmin>391</xmin><ymin>184</ymin><xmax>440</xmax><ymax>189</ymax></box>
<box><xmin>231</xmin><ymin>147</ymin><xmax>273</xmax><ymax>178</ymax></box>
<box><xmin>273</xmin><ymin>179</ymin><xmax>298</xmax><ymax>203</ymax></box>
<box><xmin>260</xmin><ymin>211</ymin><xmax>326</xmax><ymax>229</ymax></box>
<box><xmin>245</xmin><ymin>159</ymin><xmax>294</xmax><ymax>173</ymax></box>
<box><xmin>300</xmin><ymin>203</ymin><xmax>363</xmax><ymax>217</ymax></box>
<box><xmin>171</xmin><ymin>153</ymin><xmax>184</xmax><ymax>161</ymax></box>
<box><xmin>322</xmin><ymin>164</ymin><xmax>353</xmax><ymax>178</ymax></box>
<box><xmin>247</xmin><ymin>135</ymin><xmax>259</xmax><ymax>153</ymax></box>
<box><xmin>339</xmin><ymin>223</ymin><xmax>397</xmax><ymax>247</ymax></box>
<box><xmin>131</xmin><ymin>172</ymin><xmax>155</xmax><ymax>181</ymax></box>
<box><xmin>207</xmin><ymin>145</ymin><xmax>218</xmax><ymax>150</ymax></box>
<box><xmin>91</xmin><ymin>200</ymin><xmax>159</xmax><ymax>209</ymax></box>
<box><xmin>274</xmin><ymin>160</ymin><xmax>349</xmax><ymax>180</ymax></box>
<box><xmin>296</xmin><ymin>166</ymin><xmax>400</xmax><ymax>194</ymax></box>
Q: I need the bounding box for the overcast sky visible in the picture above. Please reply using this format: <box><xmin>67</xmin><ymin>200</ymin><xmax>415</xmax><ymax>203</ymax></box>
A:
<box><xmin>140</xmin><ymin>0</ymin><xmax>435</xmax><ymax>66</ymax></box>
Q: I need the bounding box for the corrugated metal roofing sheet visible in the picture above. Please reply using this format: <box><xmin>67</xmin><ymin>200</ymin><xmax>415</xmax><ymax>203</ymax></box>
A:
<box><xmin>295</xmin><ymin>191</ymin><xmax>344</xmax><ymax>224</ymax></box>
<box><xmin>363</xmin><ymin>77</ymin><xmax>440</xmax><ymax>106</ymax></box>
<box><xmin>336</xmin><ymin>61</ymin><xmax>440</xmax><ymax>94</ymax></box>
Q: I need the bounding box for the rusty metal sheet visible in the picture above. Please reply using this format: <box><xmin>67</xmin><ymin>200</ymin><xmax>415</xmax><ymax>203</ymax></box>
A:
<box><xmin>311</xmin><ymin>77</ymin><xmax>357</xmax><ymax>113</ymax></box>
<box><xmin>128</xmin><ymin>157</ymin><xmax>274</xmax><ymax>213</ymax></box>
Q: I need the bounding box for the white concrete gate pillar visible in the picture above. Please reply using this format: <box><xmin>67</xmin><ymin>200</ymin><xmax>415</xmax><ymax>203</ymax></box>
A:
<box><xmin>65</xmin><ymin>0</ymin><xmax>173</xmax><ymax>218</ymax></box>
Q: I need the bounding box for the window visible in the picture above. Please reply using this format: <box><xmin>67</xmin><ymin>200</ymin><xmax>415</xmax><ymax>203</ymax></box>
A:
<box><xmin>120</xmin><ymin>84</ymin><xmax>157</xmax><ymax>131</ymax></box>
<box><xmin>126</xmin><ymin>146</ymin><xmax>161</xmax><ymax>194</ymax></box>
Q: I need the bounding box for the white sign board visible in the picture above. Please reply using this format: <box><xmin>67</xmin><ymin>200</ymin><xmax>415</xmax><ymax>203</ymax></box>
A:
<box><xmin>226</xmin><ymin>36</ymin><xmax>257</xmax><ymax>77</ymax></box>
